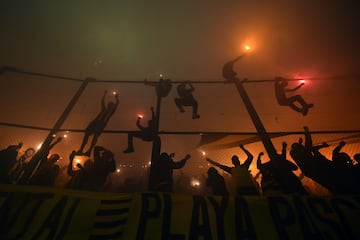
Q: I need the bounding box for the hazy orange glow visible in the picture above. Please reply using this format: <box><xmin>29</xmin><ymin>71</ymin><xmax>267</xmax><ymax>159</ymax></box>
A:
<box><xmin>244</xmin><ymin>45</ymin><xmax>251</xmax><ymax>51</ymax></box>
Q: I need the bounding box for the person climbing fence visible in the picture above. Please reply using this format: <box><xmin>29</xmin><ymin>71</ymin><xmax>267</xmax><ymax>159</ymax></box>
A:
<box><xmin>174</xmin><ymin>81</ymin><xmax>200</xmax><ymax>119</ymax></box>
<box><xmin>77</xmin><ymin>90</ymin><xmax>119</xmax><ymax>156</ymax></box>
<box><xmin>123</xmin><ymin>107</ymin><xmax>157</xmax><ymax>153</ymax></box>
<box><xmin>274</xmin><ymin>77</ymin><xmax>313</xmax><ymax>116</ymax></box>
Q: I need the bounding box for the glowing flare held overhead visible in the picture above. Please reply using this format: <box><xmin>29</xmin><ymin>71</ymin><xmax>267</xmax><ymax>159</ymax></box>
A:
<box><xmin>244</xmin><ymin>45</ymin><xmax>251</xmax><ymax>51</ymax></box>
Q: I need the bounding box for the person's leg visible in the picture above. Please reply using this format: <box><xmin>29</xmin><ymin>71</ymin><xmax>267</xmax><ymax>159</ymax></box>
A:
<box><xmin>174</xmin><ymin>98</ymin><xmax>185</xmax><ymax>112</ymax></box>
<box><xmin>191</xmin><ymin>100</ymin><xmax>200</xmax><ymax>119</ymax></box>
<box><xmin>78</xmin><ymin>132</ymin><xmax>91</xmax><ymax>154</ymax></box>
<box><xmin>85</xmin><ymin>134</ymin><xmax>100</xmax><ymax>156</ymax></box>
<box><xmin>291</xmin><ymin>95</ymin><xmax>313</xmax><ymax>115</ymax></box>
<box><xmin>285</xmin><ymin>96</ymin><xmax>307</xmax><ymax>114</ymax></box>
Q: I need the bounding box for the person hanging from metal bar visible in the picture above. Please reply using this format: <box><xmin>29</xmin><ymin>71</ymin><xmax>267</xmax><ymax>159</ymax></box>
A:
<box><xmin>123</xmin><ymin>107</ymin><xmax>157</xmax><ymax>153</ymax></box>
<box><xmin>222</xmin><ymin>54</ymin><xmax>246</xmax><ymax>81</ymax></box>
<box><xmin>274</xmin><ymin>77</ymin><xmax>313</xmax><ymax>116</ymax></box>
<box><xmin>77</xmin><ymin>90</ymin><xmax>119</xmax><ymax>156</ymax></box>
<box><xmin>144</xmin><ymin>76</ymin><xmax>172</xmax><ymax>98</ymax></box>
<box><xmin>174</xmin><ymin>81</ymin><xmax>200</xmax><ymax>119</ymax></box>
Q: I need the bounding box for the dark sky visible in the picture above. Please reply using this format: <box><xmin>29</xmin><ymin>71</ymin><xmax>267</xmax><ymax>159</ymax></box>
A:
<box><xmin>1</xmin><ymin>1</ymin><xmax>359</xmax><ymax>79</ymax></box>
<box><xmin>0</xmin><ymin>1</ymin><xmax>359</xmax><ymax>187</ymax></box>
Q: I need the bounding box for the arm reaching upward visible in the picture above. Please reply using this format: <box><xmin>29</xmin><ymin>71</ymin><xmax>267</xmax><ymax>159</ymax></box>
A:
<box><xmin>333</xmin><ymin>141</ymin><xmax>346</xmax><ymax>157</ymax></box>
<box><xmin>286</xmin><ymin>83</ymin><xmax>304</xmax><ymax>92</ymax></box>
<box><xmin>172</xmin><ymin>154</ymin><xmax>191</xmax><ymax>169</ymax></box>
<box><xmin>240</xmin><ymin>144</ymin><xmax>253</xmax><ymax>168</ymax></box>
<box><xmin>281</xmin><ymin>142</ymin><xmax>287</xmax><ymax>159</ymax></box>
<box><xmin>101</xmin><ymin>90</ymin><xmax>107</xmax><ymax>110</ymax></box>
<box><xmin>206</xmin><ymin>157</ymin><xmax>232</xmax><ymax>173</ymax></box>
<box><xmin>257</xmin><ymin>152</ymin><xmax>264</xmax><ymax>170</ymax></box>
<box><xmin>136</xmin><ymin>118</ymin><xmax>144</xmax><ymax>130</ymax></box>
<box><xmin>114</xmin><ymin>93</ymin><xmax>119</xmax><ymax>107</ymax></box>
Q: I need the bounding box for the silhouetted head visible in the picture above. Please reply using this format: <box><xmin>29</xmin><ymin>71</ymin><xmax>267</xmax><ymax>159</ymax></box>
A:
<box><xmin>291</xmin><ymin>142</ymin><xmax>304</xmax><ymax>151</ymax></box>
<box><xmin>160</xmin><ymin>152</ymin><xmax>172</xmax><ymax>163</ymax></box>
<box><xmin>160</xmin><ymin>152</ymin><xmax>169</xmax><ymax>158</ymax></box>
<box><xmin>334</xmin><ymin>152</ymin><xmax>353</xmax><ymax>166</ymax></box>
<box><xmin>103</xmin><ymin>150</ymin><xmax>114</xmax><ymax>162</ymax></box>
<box><xmin>24</xmin><ymin>148</ymin><xmax>35</xmax><ymax>158</ymax></box>
<box><xmin>275</xmin><ymin>77</ymin><xmax>288</xmax><ymax>87</ymax></box>
<box><xmin>49</xmin><ymin>154</ymin><xmax>60</xmax><ymax>164</ymax></box>
<box><xmin>231</xmin><ymin>155</ymin><xmax>240</xmax><ymax>166</ymax></box>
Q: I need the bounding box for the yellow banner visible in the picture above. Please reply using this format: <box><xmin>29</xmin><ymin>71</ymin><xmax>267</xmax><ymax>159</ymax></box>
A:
<box><xmin>0</xmin><ymin>184</ymin><xmax>359</xmax><ymax>239</ymax></box>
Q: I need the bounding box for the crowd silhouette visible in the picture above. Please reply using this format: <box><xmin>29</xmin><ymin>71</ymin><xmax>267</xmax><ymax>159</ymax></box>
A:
<box><xmin>0</xmin><ymin>59</ymin><xmax>359</xmax><ymax>197</ymax></box>
<box><xmin>1</xmin><ymin>133</ymin><xmax>358</xmax><ymax>196</ymax></box>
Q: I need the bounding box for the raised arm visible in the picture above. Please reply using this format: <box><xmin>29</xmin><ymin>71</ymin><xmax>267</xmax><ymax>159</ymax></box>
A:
<box><xmin>281</xmin><ymin>142</ymin><xmax>287</xmax><ymax>159</ymax></box>
<box><xmin>114</xmin><ymin>92</ymin><xmax>119</xmax><ymax>107</ymax></box>
<box><xmin>101</xmin><ymin>90</ymin><xmax>107</xmax><ymax>109</ymax></box>
<box><xmin>172</xmin><ymin>154</ymin><xmax>191</xmax><ymax>169</ymax></box>
<box><xmin>286</xmin><ymin>83</ymin><xmax>304</xmax><ymax>92</ymax></box>
<box><xmin>257</xmin><ymin>152</ymin><xmax>264</xmax><ymax>170</ymax></box>
<box><xmin>206</xmin><ymin>157</ymin><xmax>232</xmax><ymax>173</ymax></box>
<box><xmin>136</xmin><ymin>118</ymin><xmax>144</xmax><ymax>130</ymax></box>
<box><xmin>303</xmin><ymin>126</ymin><xmax>313</xmax><ymax>152</ymax></box>
<box><xmin>49</xmin><ymin>137</ymin><xmax>62</xmax><ymax>150</ymax></box>
<box><xmin>240</xmin><ymin>144</ymin><xmax>253</xmax><ymax>168</ymax></box>
<box><xmin>94</xmin><ymin>146</ymin><xmax>106</xmax><ymax>160</ymax></box>
<box><xmin>333</xmin><ymin>141</ymin><xmax>346</xmax><ymax>157</ymax></box>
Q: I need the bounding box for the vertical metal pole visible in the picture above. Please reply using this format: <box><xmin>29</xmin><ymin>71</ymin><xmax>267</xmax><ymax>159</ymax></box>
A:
<box><xmin>148</xmin><ymin>93</ymin><xmax>162</xmax><ymax>190</ymax></box>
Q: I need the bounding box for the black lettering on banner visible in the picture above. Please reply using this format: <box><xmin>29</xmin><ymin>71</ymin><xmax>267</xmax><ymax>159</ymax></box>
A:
<box><xmin>307</xmin><ymin>197</ymin><xmax>345</xmax><ymax>240</ymax></box>
<box><xmin>268</xmin><ymin>196</ymin><xmax>295</xmax><ymax>240</ymax></box>
<box><xmin>208</xmin><ymin>196</ymin><xmax>228</xmax><ymax>240</ymax></box>
<box><xmin>0</xmin><ymin>192</ymin><xmax>54</xmax><ymax>238</ymax></box>
<box><xmin>0</xmin><ymin>193</ymin><xmax>29</xmax><ymax>236</ymax></box>
<box><xmin>331</xmin><ymin>197</ymin><xmax>358</xmax><ymax>240</ymax></box>
<box><xmin>56</xmin><ymin>198</ymin><xmax>81</xmax><ymax>239</ymax></box>
<box><xmin>235</xmin><ymin>197</ymin><xmax>257</xmax><ymax>240</ymax></box>
<box><xmin>13</xmin><ymin>193</ymin><xmax>55</xmax><ymax>239</ymax></box>
<box><xmin>137</xmin><ymin>193</ymin><xmax>162</xmax><ymax>240</ymax></box>
<box><xmin>292</xmin><ymin>196</ymin><xmax>323</xmax><ymax>239</ymax></box>
<box><xmin>189</xmin><ymin>195</ymin><xmax>212</xmax><ymax>240</ymax></box>
<box><xmin>162</xmin><ymin>193</ymin><xmax>185</xmax><ymax>240</ymax></box>
<box><xmin>32</xmin><ymin>196</ymin><xmax>69</xmax><ymax>239</ymax></box>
